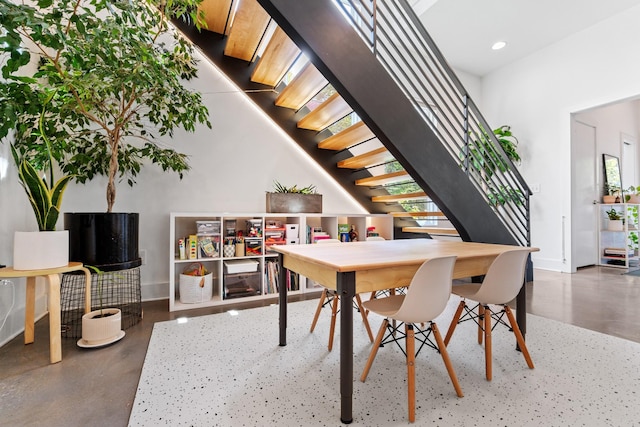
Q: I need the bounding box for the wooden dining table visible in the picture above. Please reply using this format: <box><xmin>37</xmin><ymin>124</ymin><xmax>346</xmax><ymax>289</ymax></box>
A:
<box><xmin>272</xmin><ymin>238</ymin><xmax>536</xmax><ymax>424</ymax></box>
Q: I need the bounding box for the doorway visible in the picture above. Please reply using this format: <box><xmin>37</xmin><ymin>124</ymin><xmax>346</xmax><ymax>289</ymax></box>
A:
<box><xmin>571</xmin><ymin>119</ymin><xmax>598</xmax><ymax>270</ymax></box>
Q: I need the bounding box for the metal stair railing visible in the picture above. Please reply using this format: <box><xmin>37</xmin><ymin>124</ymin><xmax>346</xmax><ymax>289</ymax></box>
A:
<box><xmin>334</xmin><ymin>0</ymin><xmax>531</xmax><ymax>246</ymax></box>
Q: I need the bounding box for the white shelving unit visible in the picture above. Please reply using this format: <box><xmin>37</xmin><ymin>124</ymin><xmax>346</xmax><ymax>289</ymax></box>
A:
<box><xmin>169</xmin><ymin>212</ymin><xmax>394</xmax><ymax>312</ymax></box>
<box><xmin>598</xmin><ymin>203</ymin><xmax>640</xmax><ymax>269</ymax></box>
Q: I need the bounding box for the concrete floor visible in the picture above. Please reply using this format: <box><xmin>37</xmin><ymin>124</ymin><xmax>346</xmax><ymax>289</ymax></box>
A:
<box><xmin>0</xmin><ymin>266</ymin><xmax>638</xmax><ymax>427</ymax></box>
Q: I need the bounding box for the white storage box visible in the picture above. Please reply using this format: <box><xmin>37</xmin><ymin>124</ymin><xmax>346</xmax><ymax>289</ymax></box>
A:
<box><xmin>224</xmin><ymin>259</ymin><xmax>259</xmax><ymax>274</ymax></box>
<box><xmin>196</xmin><ymin>220</ymin><xmax>220</xmax><ymax>234</ymax></box>
<box><xmin>287</xmin><ymin>238</ymin><xmax>299</xmax><ymax>245</ymax></box>
<box><xmin>286</xmin><ymin>224</ymin><xmax>299</xmax><ymax>239</ymax></box>
<box><xmin>179</xmin><ymin>273</ymin><xmax>213</xmax><ymax>303</ymax></box>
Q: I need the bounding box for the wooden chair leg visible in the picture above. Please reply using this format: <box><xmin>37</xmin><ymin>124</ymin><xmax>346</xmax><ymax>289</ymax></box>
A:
<box><xmin>310</xmin><ymin>288</ymin><xmax>327</xmax><ymax>333</ymax></box>
<box><xmin>328</xmin><ymin>293</ymin><xmax>339</xmax><ymax>351</ymax></box>
<box><xmin>444</xmin><ymin>300</ymin><xmax>465</xmax><ymax>345</ymax></box>
<box><xmin>484</xmin><ymin>305</ymin><xmax>492</xmax><ymax>381</ymax></box>
<box><xmin>361</xmin><ymin>319</ymin><xmax>388</xmax><ymax>382</ymax></box>
<box><xmin>406</xmin><ymin>324</ymin><xmax>416</xmax><ymax>423</ymax></box>
<box><xmin>504</xmin><ymin>306</ymin><xmax>535</xmax><ymax>369</ymax></box>
<box><xmin>478</xmin><ymin>304</ymin><xmax>485</xmax><ymax>345</ymax></box>
<box><xmin>355</xmin><ymin>294</ymin><xmax>374</xmax><ymax>342</ymax></box>
<box><xmin>432</xmin><ymin>322</ymin><xmax>464</xmax><ymax>397</ymax></box>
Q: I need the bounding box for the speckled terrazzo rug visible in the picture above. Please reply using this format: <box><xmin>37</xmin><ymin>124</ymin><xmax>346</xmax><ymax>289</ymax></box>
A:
<box><xmin>129</xmin><ymin>297</ymin><xmax>640</xmax><ymax>426</ymax></box>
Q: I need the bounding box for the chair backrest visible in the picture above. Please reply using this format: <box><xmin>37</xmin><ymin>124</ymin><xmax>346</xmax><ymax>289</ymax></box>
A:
<box><xmin>365</xmin><ymin>236</ymin><xmax>385</xmax><ymax>241</ymax></box>
<box><xmin>470</xmin><ymin>248</ymin><xmax>530</xmax><ymax>305</ymax></box>
<box><xmin>316</xmin><ymin>238</ymin><xmax>341</xmax><ymax>244</ymax></box>
<box><xmin>392</xmin><ymin>255</ymin><xmax>457</xmax><ymax>324</ymax></box>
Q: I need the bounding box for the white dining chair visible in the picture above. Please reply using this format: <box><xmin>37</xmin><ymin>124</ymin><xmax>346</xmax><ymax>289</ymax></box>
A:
<box><xmin>309</xmin><ymin>239</ymin><xmax>374</xmax><ymax>350</ymax></box>
<box><xmin>360</xmin><ymin>255</ymin><xmax>463</xmax><ymax>423</ymax></box>
<box><xmin>443</xmin><ymin>248</ymin><xmax>534</xmax><ymax>381</ymax></box>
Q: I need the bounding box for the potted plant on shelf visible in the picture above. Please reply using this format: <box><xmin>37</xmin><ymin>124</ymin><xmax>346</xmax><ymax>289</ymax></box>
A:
<box><xmin>266</xmin><ymin>181</ymin><xmax>323</xmax><ymax>213</ymax></box>
<box><xmin>0</xmin><ymin>0</ymin><xmax>212</xmax><ymax>271</ymax></box>
<box><xmin>606</xmin><ymin>207</ymin><xmax>623</xmax><ymax>231</ymax></box>
<box><xmin>624</xmin><ymin>186</ymin><xmax>640</xmax><ymax>204</ymax></box>
<box><xmin>603</xmin><ymin>184</ymin><xmax>620</xmax><ymax>204</ymax></box>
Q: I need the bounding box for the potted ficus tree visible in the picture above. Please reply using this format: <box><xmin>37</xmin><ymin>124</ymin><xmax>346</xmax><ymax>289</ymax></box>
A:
<box><xmin>0</xmin><ymin>0</ymin><xmax>212</xmax><ymax>271</ymax></box>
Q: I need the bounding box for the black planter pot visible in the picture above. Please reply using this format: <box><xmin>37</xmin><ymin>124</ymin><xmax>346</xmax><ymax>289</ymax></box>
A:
<box><xmin>64</xmin><ymin>212</ymin><xmax>141</xmax><ymax>272</ymax></box>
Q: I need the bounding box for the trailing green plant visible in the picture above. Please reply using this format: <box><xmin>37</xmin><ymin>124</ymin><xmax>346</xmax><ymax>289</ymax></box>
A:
<box><xmin>271</xmin><ymin>180</ymin><xmax>318</xmax><ymax>194</ymax></box>
<box><xmin>0</xmin><ymin>0</ymin><xmax>212</xmax><ymax>213</ymax></box>
<box><xmin>462</xmin><ymin>125</ymin><xmax>521</xmax><ymax>178</ymax></box>
<box><xmin>488</xmin><ymin>185</ymin><xmax>525</xmax><ymax>207</ymax></box>
<box><xmin>624</xmin><ymin>185</ymin><xmax>640</xmax><ymax>202</ymax></box>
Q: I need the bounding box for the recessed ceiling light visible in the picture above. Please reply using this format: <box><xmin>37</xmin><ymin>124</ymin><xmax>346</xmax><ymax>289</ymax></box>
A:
<box><xmin>492</xmin><ymin>41</ymin><xmax>507</xmax><ymax>50</ymax></box>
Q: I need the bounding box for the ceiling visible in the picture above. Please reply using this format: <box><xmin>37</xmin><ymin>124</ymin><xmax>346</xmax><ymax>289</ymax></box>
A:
<box><xmin>412</xmin><ymin>0</ymin><xmax>640</xmax><ymax>77</ymax></box>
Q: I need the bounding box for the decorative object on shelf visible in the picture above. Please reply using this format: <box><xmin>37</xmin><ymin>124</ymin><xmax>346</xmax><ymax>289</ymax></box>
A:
<box><xmin>266</xmin><ymin>181</ymin><xmax>322</xmax><ymax>213</ymax></box>
<box><xmin>624</xmin><ymin>186</ymin><xmax>640</xmax><ymax>204</ymax></box>
<box><xmin>606</xmin><ymin>207</ymin><xmax>623</xmax><ymax>231</ymax></box>
<box><xmin>179</xmin><ymin>263</ymin><xmax>213</xmax><ymax>304</ymax></box>
<box><xmin>603</xmin><ymin>154</ymin><xmax>622</xmax><ymax>203</ymax></box>
<box><xmin>603</xmin><ymin>182</ymin><xmax>621</xmax><ymax>204</ymax></box>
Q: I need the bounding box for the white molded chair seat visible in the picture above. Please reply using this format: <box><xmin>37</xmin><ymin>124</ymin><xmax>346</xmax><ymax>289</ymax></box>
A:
<box><xmin>360</xmin><ymin>255</ymin><xmax>463</xmax><ymax>423</ymax></box>
<box><xmin>309</xmin><ymin>239</ymin><xmax>373</xmax><ymax>350</ymax></box>
<box><xmin>444</xmin><ymin>248</ymin><xmax>534</xmax><ymax>381</ymax></box>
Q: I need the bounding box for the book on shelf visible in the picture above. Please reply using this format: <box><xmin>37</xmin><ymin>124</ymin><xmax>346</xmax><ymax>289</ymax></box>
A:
<box><xmin>603</xmin><ymin>247</ymin><xmax>634</xmax><ymax>257</ymax></box>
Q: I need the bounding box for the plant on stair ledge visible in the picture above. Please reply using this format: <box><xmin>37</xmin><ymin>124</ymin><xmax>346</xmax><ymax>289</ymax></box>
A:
<box><xmin>266</xmin><ymin>181</ymin><xmax>323</xmax><ymax>213</ymax></box>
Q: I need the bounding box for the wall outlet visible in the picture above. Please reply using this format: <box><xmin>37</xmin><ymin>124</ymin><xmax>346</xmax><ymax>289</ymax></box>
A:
<box><xmin>140</xmin><ymin>249</ymin><xmax>147</xmax><ymax>265</ymax></box>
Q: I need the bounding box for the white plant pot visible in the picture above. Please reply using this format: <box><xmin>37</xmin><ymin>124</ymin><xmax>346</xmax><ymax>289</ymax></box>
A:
<box><xmin>78</xmin><ymin>308</ymin><xmax>125</xmax><ymax>348</ymax></box>
<box><xmin>608</xmin><ymin>220</ymin><xmax>623</xmax><ymax>231</ymax></box>
<box><xmin>13</xmin><ymin>230</ymin><xmax>69</xmax><ymax>270</ymax></box>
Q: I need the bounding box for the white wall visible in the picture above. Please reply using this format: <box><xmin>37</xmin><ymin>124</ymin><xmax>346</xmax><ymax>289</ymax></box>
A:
<box><xmin>575</xmin><ymin>100</ymin><xmax>640</xmax><ymax>185</ymax></box>
<box><xmin>0</xmin><ymin>53</ymin><xmax>365</xmax><ymax>345</ymax></box>
<box><xmin>479</xmin><ymin>4</ymin><xmax>640</xmax><ymax>272</ymax></box>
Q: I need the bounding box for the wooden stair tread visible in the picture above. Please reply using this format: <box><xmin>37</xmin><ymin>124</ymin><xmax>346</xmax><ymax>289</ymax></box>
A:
<box><xmin>251</xmin><ymin>27</ymin><xmax>300</xmax><ymax>87</ymax></box>
<box><xmin>337</xmin><ymin>147</ymin><xmax>393</xmax><ymax>169</ymax></box>
<box><xmin>223</xmin><ymin>0</ymin><xmax>270</xmax><ymax>62</ymax></box>
<box><xmin>356</xmin><ymin>171</ymin><xmax>409</xmax><ymax>186</ymax></box>
<box><xmin>402</xmin><ymin>226</ymin><xmax>459</xmax><ymax>235</ymax></box>
<box><xmin>372</xmin><ymin>191</ymin><xmax>427</xmax><ymax>202</ymax></box>
<box><xmin>275</xmin><ymin>63</ymin><xmax>327</xmax><ymax>110</ymax></box>
<box><xmin>297</xmin><ymin>92</ymin><xmax>352</xmax><ymax>131</ymax></box>
<box><xmin>390</xmin><ymin>211</ymin><xmax>446</xmax><ymax>217</ymax></box>
<box><xmin>318</xmin><ymin>121</ymin><xmax>375</xmax><ymax>151</ymax></box>
<box><xmin>199</xmin><ymin>0</ymin><xmax>233</xmax><ymax>35</ymax></box>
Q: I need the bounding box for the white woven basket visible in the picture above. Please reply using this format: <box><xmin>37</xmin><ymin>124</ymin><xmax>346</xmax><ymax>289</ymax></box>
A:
<box><xmin>179</xmin><ymin>273</ymin><xmax>213</xmax><ymax>303</ymax></box>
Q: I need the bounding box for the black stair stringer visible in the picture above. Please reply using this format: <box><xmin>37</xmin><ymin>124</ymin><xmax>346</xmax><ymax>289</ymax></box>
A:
<box><xmin>257</xmin><ymin>0</ymin><xmax>517</xmax><ymax>245</ymax></box>
<box><xmin>173</xmin><ymin>19</ymin><xmax>407</xmax><ymax>216</ymax></box>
